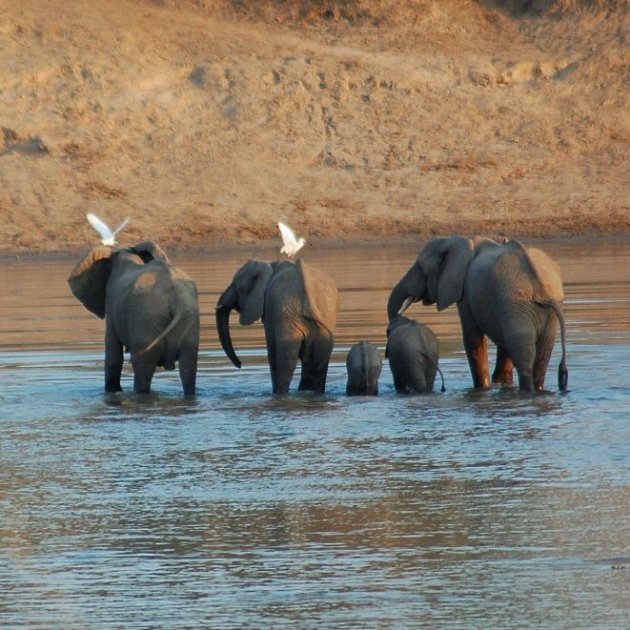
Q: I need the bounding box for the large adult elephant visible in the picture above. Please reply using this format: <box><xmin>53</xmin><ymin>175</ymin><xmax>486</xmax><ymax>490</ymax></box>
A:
<box><xmin>68</xmin><ymin>241</ymin><xmax>200</xmax><ymax>396</ymax></box>
<box><xmin>387</xmin><ymin>236</ymin><xmax>568</xmax><ymax>392</ymax></box>
<box><xmin>216</xmin><ymin>259</ymin><xmax>339</xmax><ymax>395</ymax></box>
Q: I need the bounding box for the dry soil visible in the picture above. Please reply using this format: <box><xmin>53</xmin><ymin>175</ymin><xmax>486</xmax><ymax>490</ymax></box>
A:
<box><xmin>0</xmin><ymin>0</ymin><xmax>627</xmax><ymax>254</ymax></box>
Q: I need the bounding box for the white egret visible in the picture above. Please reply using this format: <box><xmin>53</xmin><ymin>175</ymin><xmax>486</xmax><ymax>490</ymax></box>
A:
<box><xmin>278</xmin><ymin>221</ymin><xmax>305</xmax><ymax>257</ymax></box>
<box><xmin>86</xmin><ymin>213</ymin><xmax>130</xmax><ymax>246</ymax></box>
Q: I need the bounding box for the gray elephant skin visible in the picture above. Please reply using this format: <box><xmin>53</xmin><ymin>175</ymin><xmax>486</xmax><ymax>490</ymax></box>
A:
<box><xmin>387</xmin><ymin>236</ymin><xmax>568</xmax><ymax>392</ymax></box>
<box><xmin>216</xmin><ymin>259</ymin><xmax>339</xmax><ymax>395</ymax></box>
<box><xmin>346</xmin><ymin>340</ymin><xmax>382</xmax><ymax>396</ymax></box>
<box><xmin>68</xmin><ymin>241</ymin><xmax>200</xmax><ymax>396</ymax></box>
<box><xmin>386</xmin><ymin>315</ymin><xmax>443</xmax><ymax>394</ymax></box>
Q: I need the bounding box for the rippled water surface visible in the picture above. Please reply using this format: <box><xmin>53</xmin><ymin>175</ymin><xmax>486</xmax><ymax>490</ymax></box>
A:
<box><xmin>1</xmin><ymin>239</ymin><xmax>629</xmax><ymax>628</ymax></box>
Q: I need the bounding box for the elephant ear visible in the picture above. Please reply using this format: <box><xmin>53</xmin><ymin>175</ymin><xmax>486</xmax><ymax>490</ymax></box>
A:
<box><xmin>436</xmin><ymin>236</ymin><xmax>474</xmax><ymax>311</ymax></box>
<box><xmin>297</xmin><ymin>260</ymin><xmax>339</xmax><ymax>335</ymax></box>
<box><xmin>235</xmin><ymin>260</ymin><xmax>274</xmax><ymax>325</ymax></box>
<box><xmin>67</xmin><ymin>246</ymin><xmax>114</xmax><ymax>318</ymax></box>
<box><xmin>130</xmin><ymin>241</ymin><xmax>170</xmax><ymax>264</ymax></box>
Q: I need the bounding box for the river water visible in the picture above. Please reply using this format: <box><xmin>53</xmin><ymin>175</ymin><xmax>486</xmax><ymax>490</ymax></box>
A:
<box><xmin>1</xmin><ymin>239</ymin><xmax>628</xmax><ymax>628</ymax></box>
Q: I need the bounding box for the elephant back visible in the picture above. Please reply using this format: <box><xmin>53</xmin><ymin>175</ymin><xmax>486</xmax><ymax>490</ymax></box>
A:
<box><xmin>499</xmin><ymin>240</ymin><xmax>564</xmax><ymax>303</ymax></box>
<box><xmin>296</xmin><ymin>259</ymin><xmax>339</xmax><ymax>333</ymax></box>
<box><xmin>525</xmin><ymin>247</ymin><xmax>564</xmax><ymax>302</ymax></box>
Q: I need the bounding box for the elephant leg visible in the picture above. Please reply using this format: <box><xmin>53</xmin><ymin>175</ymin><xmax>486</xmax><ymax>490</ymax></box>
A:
<box><xmin>131</xmin><ymin>349</ymin><xmax>158</xmax><ymax>394</ymax></box>
<box><xmin>508</xmin><ymin>338</ymin><xmax>537</xmax><ymax>393</ymax></box>
<box><xmin>178</xmin><ymin>342</ymin><xmax>198</xmax><ymax>397</ymax></box>
<box><xmin>410</xmin><ymin>357</ymin><xmax>439</xmax><ymax>394</ymax></box>
<box><xmin>409</xmin><ymin>369</ymin><xmax>429</xmax><ymax>394</ymax></box>
<box><xmin>298</xmin><ymin>334</ymin><xmax>334</xmax><ymax>394</ymax></box>
<box><xmin>533</xmin><ymin>315</ymin><xmax>558</xmax><ymax>391</ymax></box>
<box><xmin>267</xmin><ymin>334</ymin><xmax>301</xmax><ymax>395</ymax></box>
<box><xmin>104</xmin><ymin>328</ymin><xmax>124</xmax><ymax>393</ymax></box>
<box><xmin>458</xmin><ymin>304</ymin><xmax>491</xmax><ymax>389</ymax></box>
<box><xmin>492</xmin><ymin>346</ymin><xmax>514</xmax><ymax>385</ymax></box>
<box><xmin>392</xmin><ymin>372</ymin><xmax>408</xmax><ymax>393</ymax></box>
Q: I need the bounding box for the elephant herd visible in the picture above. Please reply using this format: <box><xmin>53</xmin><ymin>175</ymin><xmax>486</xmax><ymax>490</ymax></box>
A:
<box><xmin>68</xmin><ymin>235</ymin><xmax>568</xmax><ymax>397</ymax></box>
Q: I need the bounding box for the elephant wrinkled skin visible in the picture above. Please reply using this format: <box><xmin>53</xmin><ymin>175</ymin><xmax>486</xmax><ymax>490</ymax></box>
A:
<box><xmin>68</xmin><ymin>241</ymin><xmax>200</xmax><ymax>396</ymax></box>
<box><xmin>216</xmin><ymin>259</ymin><xmax>339</xmax><ymax>395</ymax></box>
<box><xmin>387</xmin><ymin>236</ymin><xmax>568</xmax><ymax>392</ymax></box>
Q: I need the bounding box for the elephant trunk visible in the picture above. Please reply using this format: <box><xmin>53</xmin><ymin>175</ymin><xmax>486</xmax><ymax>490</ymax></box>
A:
<box><xmin>216</xmin><ymin>285</ymin><xmax>242</xmax><ymax>369</ymax></box>
<box><xmin>388</xmin><ymin>273</ymin><xmax>416</xmax><ymax>321</ymax></box>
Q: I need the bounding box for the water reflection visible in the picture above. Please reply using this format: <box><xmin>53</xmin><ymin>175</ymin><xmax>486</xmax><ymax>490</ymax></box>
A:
<box><xmin>1</xmin><ymin>239</ymin><xmax>629</xmax><ymax>627</ymax></box>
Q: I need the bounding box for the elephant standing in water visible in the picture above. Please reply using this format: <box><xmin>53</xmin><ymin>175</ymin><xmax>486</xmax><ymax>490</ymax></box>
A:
<box><xmin>387</xmin><ymin>236</ymin><xmax>568</xmax><ymax>392</ymax></box>
<box><xmin>346</xmin><ymin>340</ymin><xmax>382</xmax><ymax>396</ymax></box>
<box><xmin>68</xmin><ymin>242</ymin><xmax>200</xmax><ymax>396</ymax></box>
<box><xmin>386</xmin><ymin>316</ymin><xmax>444</xmax><ymax>394</ymax></box>
<box><xmin>216</xmin><ymin>259</ymin><xmax>339</xmax><ymax>395</ymax></box>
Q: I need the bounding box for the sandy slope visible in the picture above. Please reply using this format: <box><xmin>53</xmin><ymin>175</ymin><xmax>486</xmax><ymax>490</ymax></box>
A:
<box><xmin>0</xmin><ymin>0</ymin><xmax>627</xmax><ymax>253</ymax></box>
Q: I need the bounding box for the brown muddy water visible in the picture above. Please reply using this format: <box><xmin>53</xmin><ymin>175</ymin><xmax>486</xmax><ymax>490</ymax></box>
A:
<box><xmin>1</xmin><ymin>239</ymin><xmax>629</xmax><ymax>628</ymax></box>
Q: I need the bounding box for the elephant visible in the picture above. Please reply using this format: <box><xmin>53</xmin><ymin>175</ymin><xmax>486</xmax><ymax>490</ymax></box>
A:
<box><xmin>216</xmin><ymin>258</ymin><xmax>339</xmax><ymax>395</ymax></box>
<box><xmin>68</xmin><ymin>241</ymin><xmax>200</xmax><ymax>396</ymax></box>
<box><xmin>345</xmin><ymin>340</ymin><xmax>382</xmax><ymax>396</ymax></box>
<box><xmin>387</xmin><ymin>236</ymin><xmax>568</xmax><ymax>392</ymax></box>
<box><xmin>386</xmin><ymin>315</ymin><xmax>445</xmax><ymax>394</ymax></box>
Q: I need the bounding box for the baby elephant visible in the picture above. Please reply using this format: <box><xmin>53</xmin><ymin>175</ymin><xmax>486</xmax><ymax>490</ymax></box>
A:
<box><xmin>386</xmin><ymin>315</ymin><xmax>444</xmax><ymax>394</ymax></box>
<box><xmin>346</xmin><ymin>341</ymin><xmax>383</xmax><ymax>396</ymax></box>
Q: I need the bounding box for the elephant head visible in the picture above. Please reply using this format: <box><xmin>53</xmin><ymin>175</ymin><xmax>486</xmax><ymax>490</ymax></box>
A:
<box><xmin>68</xmin><ymin>241</ymin><xmax>170</xmax><ymax>318</ymax></box>
<box><xmin>215</xmin><ymin>260</ymin><xmax>278</xmax><ymax>368</ymax></box>
<box><xmin>387</xmin><ymin>236</ymin><xmax>475</xmax><ymax>320</ymax></box>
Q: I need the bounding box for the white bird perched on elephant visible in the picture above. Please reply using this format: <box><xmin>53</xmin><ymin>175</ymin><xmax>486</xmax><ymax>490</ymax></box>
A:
<box><xmin>278</xmin><ymin>222</ymin><xmax>306</xmax><ymax>257</ymax></box>
<box><xmin>86</xmin><ymin>213</ymin><xmax>130</xmax><ymax>246</ymax></box>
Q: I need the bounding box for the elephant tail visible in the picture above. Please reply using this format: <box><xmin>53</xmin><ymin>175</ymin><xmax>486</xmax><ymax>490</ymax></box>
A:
<box><xmin>436</xmin><ymin>365</ymin><xmax>446</xmax><ymax>393</ymax></box>
<box><xmin>549</xmin><ymin>299</ymin><xmax>568</xmax><ymax>391</ymax></box>
<box><xmin>420</xmin><ymin>352</ymin><xmax>446</xmax><ymax>393</ymax></box>
<box><xmin>139</xmin><ymin>308</ymin><xmax>187</xmax><ymax>356</ymax></box>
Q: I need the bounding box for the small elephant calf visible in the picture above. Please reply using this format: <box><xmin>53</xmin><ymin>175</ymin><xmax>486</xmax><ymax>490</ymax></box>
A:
<box><xmin>386</xmin><ymin>315</ymin><xmax>444</xmax><ymax>394</ymax></box>
<box><xmin>346</xmin><ymin>340</ymin><xmax>383</xmax><ymax>396</ymax></box>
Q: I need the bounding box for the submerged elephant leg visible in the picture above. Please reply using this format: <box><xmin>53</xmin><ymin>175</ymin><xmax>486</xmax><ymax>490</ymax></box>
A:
<box><xmin>298</xmin><ymin>332</ymin><xmax>334</xmax><ymax>394</ymax></box>
<box><xmin>392</xmin><ymin>373</ymin><xmax>407</xmax><ymax>393</ymax></box>
<box><xmin>532</xmin><ymin>312</ymin><xmax>558</xmax><ymax>391</ymax></box>
<box><xmin>458</xmin><ymin>304</ymin><xmax>491</xmax><ymax>389</ymax></box>
<box><xmin>104</xmin><ymin>328</ymin><xmax>124</xmax><ymax>392</ymax></box>
<box><xmin>492</xmin><ymin>346</ymin><xmax>514</xmax><ymax>385</ymax></box>
<box><xmin>178</xmin><ymin>342</ymin><xmax>198</xmax><ymax>397</ymax></box>
<box><xmin>509</xmin><ymin>339</ymin><xmax>536</xmax><ymax>392</ymax></box>
<box><xmin>131</xmin><ymin>348</ymin><xmax>158</xmax><ymax>394</ymax></box>
<box><xmin>267</xmin><ymin>333</ymin><xmax>301</xmax><ymax>395</ymax></box>
<box><xmin>407</xmin><ymin>365</ymin><xmax>430</xmax><ymax>394</ymax></box>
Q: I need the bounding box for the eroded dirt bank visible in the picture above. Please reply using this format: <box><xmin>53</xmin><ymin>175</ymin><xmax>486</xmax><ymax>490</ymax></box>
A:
<box><xmin>0</xmin><ymin>0</ymin><xmax>627</xmax><ymax>254</ymax></box>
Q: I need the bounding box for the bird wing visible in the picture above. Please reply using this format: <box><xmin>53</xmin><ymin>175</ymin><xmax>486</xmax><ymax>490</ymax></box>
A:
<box><xmin>112</xmin><ymin>216</ymin><xmax>130</xmax><ymax>236</ymax></box>
<box><xmin>86</xmin><ymin>213</ymin><xmax>114</xmax><ymax>240</ymax></box>
<box><xmin>278</xmin><ymin>222</ymin><xmax>298</xmax><ymax>248</ymax></box>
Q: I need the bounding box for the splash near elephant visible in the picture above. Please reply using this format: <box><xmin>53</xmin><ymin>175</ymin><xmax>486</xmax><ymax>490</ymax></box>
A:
<box><xmin>387</xmin><ymin>236</ymin><xmax>568</xmax><ymax>392</ymax></box>
<box><xmin>216</xmin><ymin>258</ymin><xmax>339</xmax><ymax>395</ymax></box>
<box><xmin>68</xmin><ymin>241</ymin><xmax>200</xmax><ymax>396</ymax></box>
